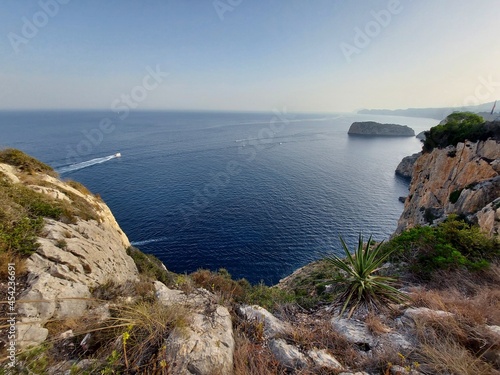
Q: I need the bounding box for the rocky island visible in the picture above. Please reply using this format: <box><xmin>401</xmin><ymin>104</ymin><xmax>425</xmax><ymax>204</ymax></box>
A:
<box><xmin>348</xmin><ymin>121</ymin><xmax>415</xmax><ymax>137</ymax></box>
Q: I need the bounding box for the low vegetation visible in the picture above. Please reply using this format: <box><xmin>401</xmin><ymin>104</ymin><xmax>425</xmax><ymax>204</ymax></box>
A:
<box><xmin>0</xmin><ymin>148</ymin><xmax>57</xmax><ymax>177</ymax></box>
<box><xmin>0</xmin><ymin>149</ymin><xmax>100</xmax><ymax>278</ymax></box>
<box><xmin>423</xmin><ymin>112</ymin><xmax>499</xmax><ymax>152</ymax></box>
<box><xmin>383</xmin><ymin>215</ymin><xmax>499</xmax><ymax>280</ymax></box>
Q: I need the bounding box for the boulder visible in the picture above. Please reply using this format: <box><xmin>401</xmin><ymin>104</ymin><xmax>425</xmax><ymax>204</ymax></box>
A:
<box><xmin>403</xmin><ymin>307</ymin><xmax>453</xmax><ymax>321</ymax></box>
<box><xmin>239</xmin><ymin>305</ymin><xmax>290</xmax><ymax>339</ymax></box>
<box><xmin>308</xmin><ymin>348</ymin><xmax>343</xmax><ymax>371</ymax></box>
<box><xmin>155</xmin><ymin>283</ymin><xmax>235</xmax><ymax>375</ymax></box>
<box><xmin>331</xmin><ymin>318</ymin><xmax>376</xmax><ymax>349</ymax></box>
<box><xmin>269</xmin><ymin>339</ymin><xmax>308</xmax><ymax>369</ymax></box>
<box><xmin>395</xmin><ymin>152</ymin><xmax>421</xmax><ymax>179</ymax></box>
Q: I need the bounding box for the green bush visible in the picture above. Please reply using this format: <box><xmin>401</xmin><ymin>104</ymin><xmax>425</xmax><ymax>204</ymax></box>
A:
<box><xmin>0</xmin><ymin>148</ymin><xmax>57</xmax><ymax>176</ymax></box>
<box><xmin>384</xmin><ymin>216</ymin><xmax>499</xmax><ymax>279</ymax></box>
<box><xmin>240</xmin><ymin>282</ymin><xmax>297</xmax><ymax>311</ymax></box>
<box><xmin>423</xmin><ymin>112</ymin><xmax>492</xmax><ymax>152</ymax></box>
<box><xmin>126</xmin><ymin>246</ymin><xmax>175</xmax><ymax>285</ymax></box>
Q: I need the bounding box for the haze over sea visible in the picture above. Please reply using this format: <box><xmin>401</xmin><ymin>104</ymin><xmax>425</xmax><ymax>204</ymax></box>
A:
<box><xmin>0</xmin><ymin>110</ymin><xmax>436</xmax><ymax>284</ymax></box>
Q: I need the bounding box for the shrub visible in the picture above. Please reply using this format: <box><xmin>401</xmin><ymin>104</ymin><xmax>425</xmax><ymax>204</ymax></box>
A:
<box><xmin>191</xmin><ymin>268</ymin><xmax>247</xmax><ymax>302</ymax></box>
<box><xmin>0</xmin><ymin>148</ymin><xmax>57</xmax><ymax>176</ymax></box>
<box><xmin>126</xmin><ymin>246</ymin><xmax>174</xmax><ymax>285</ymax></box>
<box><xmin>240</xmin><ymin>282</ymin><xmax>297</xmax><ymax>311</ymax></box>
<box><xmin>422</xmin><ymin>112</ymin><xmax>499</xmax><ymax>152</ymax></box>
<box><xmin>384</xmin><ymin>216</ymin><xmax>499</xmax><ymax>279</ymax></box>
<box><xmin>65</xmin><ymin>179</ymin><xmax>92</xmax><ymax>196</ymax></box>
<box><xmin>325</xmin><ymin>235</ymin><xmax>407</xmax><ymax>317</ymax></box>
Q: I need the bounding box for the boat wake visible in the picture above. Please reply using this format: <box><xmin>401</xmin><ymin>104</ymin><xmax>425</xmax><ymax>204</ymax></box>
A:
<box><xmin>131</xmin><ymin>237</ymin><xmax>170</xmax><ymax>246</ymax></box>
<box><xmin>57</xmin><ymin>153</ymin><xmax>121</xmax><ymax>174</ymax></box>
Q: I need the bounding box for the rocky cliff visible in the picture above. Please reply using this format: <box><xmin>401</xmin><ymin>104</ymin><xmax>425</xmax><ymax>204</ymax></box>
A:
<box><xmin>396</xmin><ymin>139</ymin><xmax>500</xmax><ymax>236</ymax></box>
<box><xmin>395</xmin><ymin>152</ymin><xmax>421</xmax><ymax>179</ymax></box>
<box><xmin>0</xmin><ymin>161</ymin><xmax>139</xmax><ymax>348</ymax></box>
<box><xmin>348</xmin><ymin>121</ymin><xmax>415</xmax><ymax>136</ymax></box>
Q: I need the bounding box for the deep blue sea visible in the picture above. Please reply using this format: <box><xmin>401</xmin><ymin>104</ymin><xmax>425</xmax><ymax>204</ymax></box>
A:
<box><xmin>0</xmin><ymin>110</ymin><xmax>436</xmax><ymax>284</ymax></box>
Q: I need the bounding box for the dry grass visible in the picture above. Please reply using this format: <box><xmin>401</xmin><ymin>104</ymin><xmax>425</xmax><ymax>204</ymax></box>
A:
<box><xmin>65</xmin><ymin>179</ymin><xmax>93</xmax><ymax>196</ymax></box>
<box><xmin>365</xmin><ymin>313</ymin><xmax>391</xmax><ymax>335</ymax></box>
<box><xmin>10</xmin><ymin>299</ymin><xmax>190</xmax><ymax>374</ymax></box>
<box><xmin>413</xmin><ymin>310</ymin><xmax>500</xmax><ymax>374</ymax></box>
<box><xmin>191</xmin><ymin>268</ymin><xmax>247</xmax><ymax>303</ymax></box>
<box><xmin>410</xmin><ymin>270</ymin><xmax>500</xmax><ymax>327</ymax></box>
<box><xmin>233</xmin><ymin>330</ymin><xmax>285</xmax><ymax>375</ymax></box>
<box><xmin>0</xmin><ymin>250</ymin><xmax>27</xmax><ymax>278</ymax></box>
<box><xmin>418</xmin><ymin>335</ymin><xmax>497</xmax><ymax>375</ymax></box>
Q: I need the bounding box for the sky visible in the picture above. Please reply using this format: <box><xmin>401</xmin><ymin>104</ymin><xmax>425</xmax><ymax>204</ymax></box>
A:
<box><xmin>1</xmin><ymin>0</ymin><xmax>499</xmax><ymax>113</ymax></box>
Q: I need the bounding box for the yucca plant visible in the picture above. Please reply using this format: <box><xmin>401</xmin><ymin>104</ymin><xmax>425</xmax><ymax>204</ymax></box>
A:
<box><xmin>326</xmin><ymin>234</ymin><xmax>408</xmax><ymax>318</ymax></box>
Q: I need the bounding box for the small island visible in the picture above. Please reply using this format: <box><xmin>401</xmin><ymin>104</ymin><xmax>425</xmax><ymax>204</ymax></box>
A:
<box><xmin>348</xmin><ymin>121</ymin><xmax>415</xmax><ymax>137</ymax></box>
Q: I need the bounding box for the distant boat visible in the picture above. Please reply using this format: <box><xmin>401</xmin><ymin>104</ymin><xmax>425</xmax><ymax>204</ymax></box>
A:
<box><xmin>115</xmin><ymin>152</ymin><xmax>121</xmax><ymax>158</ymax></box>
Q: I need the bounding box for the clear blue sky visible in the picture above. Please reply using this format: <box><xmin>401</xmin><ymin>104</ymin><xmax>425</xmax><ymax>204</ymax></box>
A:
<box><xmin>1</xmin><ymin>0</ymin><xmax>499</xmax><ymax>112</ymax></box>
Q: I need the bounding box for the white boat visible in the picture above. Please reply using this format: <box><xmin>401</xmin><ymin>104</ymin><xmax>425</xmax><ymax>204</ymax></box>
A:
<box><xmin>115</xmin><ymin>152</ymin><xmax>121</xmax><ymax>158</ymax></box>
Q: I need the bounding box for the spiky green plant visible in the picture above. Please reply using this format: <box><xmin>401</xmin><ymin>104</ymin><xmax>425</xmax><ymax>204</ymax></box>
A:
<box><xmin>326</xmin><ymin>234</ymin><xmax>407</xmax><ymax>318</ymax></box>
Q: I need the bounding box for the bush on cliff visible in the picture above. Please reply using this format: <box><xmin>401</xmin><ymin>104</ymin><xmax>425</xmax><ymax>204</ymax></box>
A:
<box><xmin>422</xmin><ymin>112</ymin><xmax>498</xmax><ymax>152</ymax></box>
<box><xmin>0</xmin><ymin>148</ymin><xmax>57</xmax><ymax>176</ymax></box>
<box><xmin>384</xmin><ymin>215</ymin><xmax>499</xmax><ymax>279</ymax></box>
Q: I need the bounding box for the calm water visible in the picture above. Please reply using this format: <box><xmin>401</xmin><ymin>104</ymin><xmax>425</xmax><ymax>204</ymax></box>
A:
<box><xmin>0</xmin><ymin>110</ymin><xmax>436</xmax><ymax>284</ymax></box>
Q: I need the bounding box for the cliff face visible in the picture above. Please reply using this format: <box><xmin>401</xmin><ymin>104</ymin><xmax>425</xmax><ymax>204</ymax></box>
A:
<box><xmin>396</xmin><ymin>139</ymin><xmax>500</xmax><ymax>236</ymax></box>
<box><xmin>0</xmin><ymin>162</ymin><xmax>139</xmax><ymax>348</ymax></box>
<box><xmin>395</xmin><ymin>152</ymin><xmax>421</xmax><ymax>179</ymax></box>
<box><xmin>348</xmin><ymin>121</ymin><xmax>415</xmax><ymax>136</ymax></box>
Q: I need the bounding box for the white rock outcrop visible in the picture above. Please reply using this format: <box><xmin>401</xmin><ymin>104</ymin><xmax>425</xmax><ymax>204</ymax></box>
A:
<box><xmin>155</xmin><ymin>282</ymin><xmax>235</xmax><ymax>375</ymax></box>
<box><xmin>1</xmin><ymin>164</ymin><xmax>140</xmax><ymax>348</ymax></box>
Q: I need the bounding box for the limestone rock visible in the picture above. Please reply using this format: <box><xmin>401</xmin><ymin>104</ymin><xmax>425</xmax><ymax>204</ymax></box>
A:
<box><xmin>403</xmin><ymin>307</ymin><xmax>453</xmax><ymax>321</ymax></box>
<box><xmin>332</xmin><ymin>317</ymin><xmax>414</xmax><ymax>353</ymax></box>
<box><xmin>0</xmin><ymin>163</ymin><xmax>21</xmax><ymax>183</ymax></box>
<box><xmin>308</xmin><ymin>348</ymin><xmax>343</xmax><ymax>371</ymax></box>
<box><xmin>154</xmin><ymin>280</ymin><xmax>185</xmax><ymax>304</ymax></box>
<box><xmin>269</xmin><ymin>338</ymin><xmax>308</xmax><ymax>369</ymax></box>
<box><xmin>395</xmin><ymin>152</ymin><xmax>421</xmax><ymax>179</ymax></box>
<box><xmin>348</xmin><ymin>122</ymin><xmax>415</xmax><ymax>137</ymax></box>
<box><xmin>396</xmin><ymin>140</ymin><xmax>500</xmax><ymax>235</ymax></box>
<box><xmin>416</xmin><ymin>131</ymin><xmax>427</xmax><ymax>141</ymax></box>
<box><xmin>331</xmin><ymin>318</ymin><xmax>376</xmax><ymax>349</ymax></box>
<box><xmin>155</xmin><ymin>283</ymin><xmax>235</xmax><ymax>375</ymax></box>
<box><xmin>5</xmin><ymin>166</ymin><xmax>140</xmax><ymax>349</ymax></box>
<box><xmin>239</xmin><ymin>305</ymin><xmax>290</xmax><ymax>339</ymax></box>
<box><xmin>484</xmin><ymin>325</ymin><xmax>500</xmax><ymax>338</ymax></box>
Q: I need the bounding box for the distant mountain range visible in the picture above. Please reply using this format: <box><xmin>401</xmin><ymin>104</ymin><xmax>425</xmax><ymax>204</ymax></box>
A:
<box><xmin>358</xmin><ymin>101</ymin><xmax>498</xmax><ymax>120</ymax></box>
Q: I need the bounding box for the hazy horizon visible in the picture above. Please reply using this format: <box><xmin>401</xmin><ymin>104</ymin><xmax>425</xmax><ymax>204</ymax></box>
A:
<box><xmin>1</xmin><ymin>0</ymin><xmax>499</xmax><ymax>113</ymax></box>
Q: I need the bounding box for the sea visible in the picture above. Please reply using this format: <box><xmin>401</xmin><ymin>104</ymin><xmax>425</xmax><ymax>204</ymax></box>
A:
<box><xmin>0</xmin><ymin>110</ymin><xmax>437</xmax><ymax>284</ymax></box>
